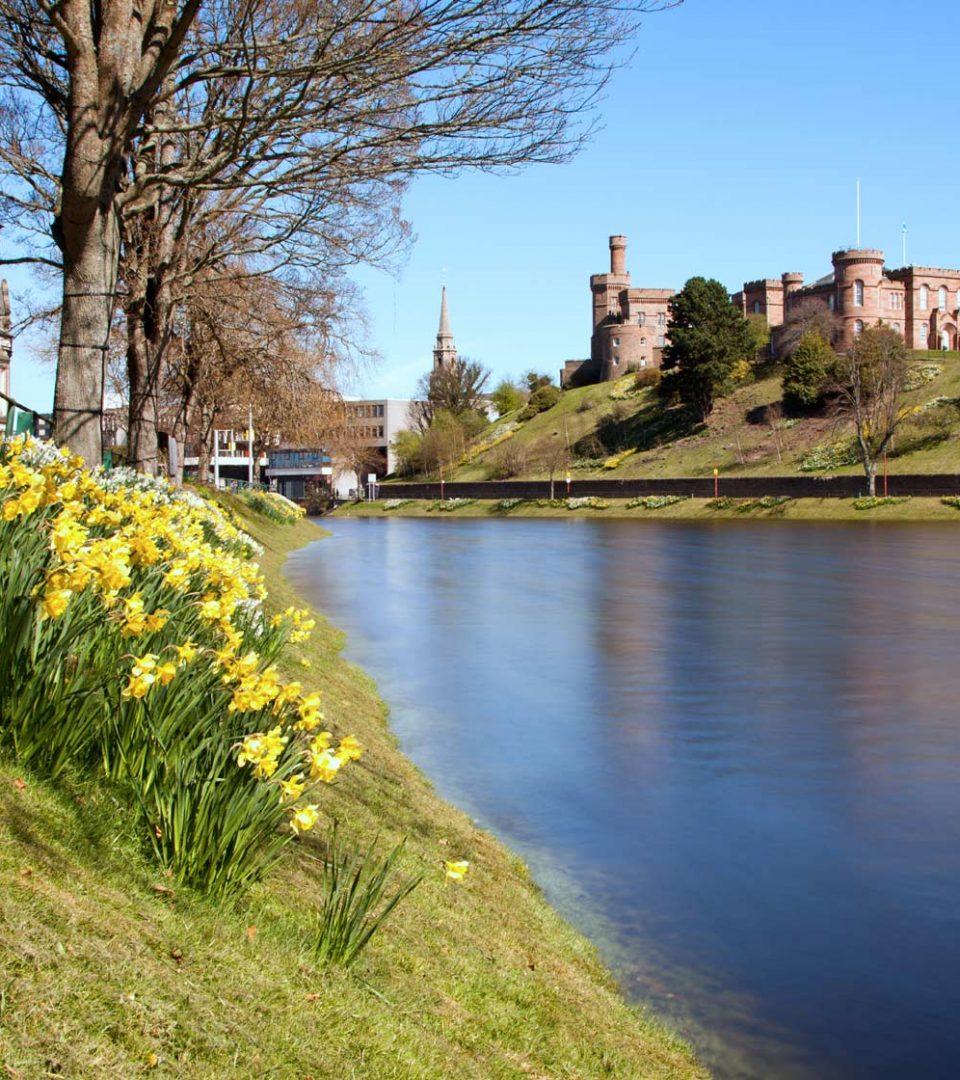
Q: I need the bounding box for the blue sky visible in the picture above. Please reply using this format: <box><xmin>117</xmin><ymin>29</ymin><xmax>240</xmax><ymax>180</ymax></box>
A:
<box><xmin>10</xmin><ymin>0</ymin><xmax>960</xmax><ymax>408</ymax></box>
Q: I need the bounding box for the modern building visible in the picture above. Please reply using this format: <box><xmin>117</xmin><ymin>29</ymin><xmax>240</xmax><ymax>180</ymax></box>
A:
<box><xmin>334</xmin><ymin>398</ymin><xmax>420</xmax><ymax>496</ymax></box>
<box><xmin>264</xmin><ymin>447</ymin><xmax>332</xmax><ymax>502</ymax></box>
<box><xmin>733</xmin><ymin>249</ymin><xmax>960</xmax><ymax>351</ymax></box>
<box><xmin>561</xmin><ymin>236</ymin><xmax>674</xmax><ymax>386</ymax></box>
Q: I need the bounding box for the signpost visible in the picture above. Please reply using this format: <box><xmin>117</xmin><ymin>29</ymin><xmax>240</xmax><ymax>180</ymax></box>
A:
<box><xmin>713</xmin><ymin>466</ymin><xmax>719</xmax><ymax>500</ymax></box>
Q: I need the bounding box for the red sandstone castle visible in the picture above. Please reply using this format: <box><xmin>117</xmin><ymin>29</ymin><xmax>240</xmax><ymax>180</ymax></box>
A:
<box><xmin>561</xmin><ymin>236</ymin><xmax>960</xmax><ymax>386</ymax></box>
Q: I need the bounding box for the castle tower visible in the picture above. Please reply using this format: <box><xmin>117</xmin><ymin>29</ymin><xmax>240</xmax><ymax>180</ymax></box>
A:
<box><xmin>432</xmin><ymin>286</ymin><xmax>458</xmax><ymax>370</ymax></box>
<box><xmin>832</xmin><ymin>249</ymin><xmax>885</xmax><ymax>346</ymax></box>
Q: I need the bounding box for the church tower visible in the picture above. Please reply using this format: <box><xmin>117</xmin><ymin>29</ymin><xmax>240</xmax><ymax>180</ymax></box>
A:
<box><xmin>432</xmin><ymin>286</ymin><xmax>458</xmax><ymax>370</ymax></box>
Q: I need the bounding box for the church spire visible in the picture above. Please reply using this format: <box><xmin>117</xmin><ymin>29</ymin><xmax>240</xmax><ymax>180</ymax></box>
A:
<box><xmin>433</xmin><ymin>285</ymin><xmax>458</xmax><ymax>370</ymax></box>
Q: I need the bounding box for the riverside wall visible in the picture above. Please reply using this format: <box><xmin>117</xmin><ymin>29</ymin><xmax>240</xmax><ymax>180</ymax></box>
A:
<box><xmin>376</xmin><ymin>475</ymin><xmax>960</xmax><ymax>500</ymax></box>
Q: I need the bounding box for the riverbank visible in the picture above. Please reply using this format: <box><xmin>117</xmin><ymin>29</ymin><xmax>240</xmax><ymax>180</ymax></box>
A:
<box><xmin>333</xmin><ymin>495</ymin><xmax>960</xmax><ymax>521</ymax></box>
<box><xmin>0</xmin><ymin>502</ymin><xmax>706</xmax><ymax>1079</ymax></box>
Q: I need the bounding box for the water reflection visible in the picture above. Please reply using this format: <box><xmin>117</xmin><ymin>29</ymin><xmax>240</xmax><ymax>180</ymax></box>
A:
<box><xmin>286</xmin><ymin>519</ymin><xmax>960</xmax><ymax>1079</ymax></box>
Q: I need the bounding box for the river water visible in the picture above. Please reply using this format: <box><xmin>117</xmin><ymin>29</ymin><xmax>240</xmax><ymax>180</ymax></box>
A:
<box><xmin>286</xmin><ymin>518</ymin><xmax>960</xmax><ymax>1079</ymax></box>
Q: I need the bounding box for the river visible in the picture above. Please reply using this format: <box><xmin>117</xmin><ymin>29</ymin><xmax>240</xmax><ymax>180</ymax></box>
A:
<box><xmin>286</xmin><ymin>518</ymin><xmax>960</xmax><ymax>1079</ymax></box>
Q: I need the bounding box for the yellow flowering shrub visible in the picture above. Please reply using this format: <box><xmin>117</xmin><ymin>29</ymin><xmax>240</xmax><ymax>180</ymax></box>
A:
<box><xmin>0</xmin><ymin>435</ymin><xmax>359</xmax><ymax>898</ymax></box>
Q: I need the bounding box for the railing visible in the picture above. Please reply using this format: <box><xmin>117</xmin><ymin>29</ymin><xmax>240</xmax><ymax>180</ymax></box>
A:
<box><xmin>1</xmin><ymin>391</ymin><xmax>52</xmax><ymax>439</ymax></box>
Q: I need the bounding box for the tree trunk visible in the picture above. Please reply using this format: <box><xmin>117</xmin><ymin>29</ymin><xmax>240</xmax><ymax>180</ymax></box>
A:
<box><xmin>53</xmin><ymin>194</ymin><xmax>118</xmax><ymax>465</ymax></box>
<box><xmin>126</xmin><ymin>313</ymin><xmax>160</xmax><ymax>473</ymax></box>
<box><xmin>866</xmin><ymin>461</ymin><xmax>877</xmax><ymax>497</ymax></box>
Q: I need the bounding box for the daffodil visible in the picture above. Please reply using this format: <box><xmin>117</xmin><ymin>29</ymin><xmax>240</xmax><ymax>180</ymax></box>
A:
<box><xmin>445</xmin><ymin>860</ymin><xmax>470</xmax><ymax>882</ymax></box>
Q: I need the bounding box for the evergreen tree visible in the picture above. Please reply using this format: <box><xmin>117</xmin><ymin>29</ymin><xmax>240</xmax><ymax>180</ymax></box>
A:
<box><xmin>662</xmin><ymin>277</ymin><xmax>755</xmax><ymax>420</ymax></box>
<box><xmin>782</xmin><ymin>332</ymin><xmax>834</xmax><ymax>410</ymax></box>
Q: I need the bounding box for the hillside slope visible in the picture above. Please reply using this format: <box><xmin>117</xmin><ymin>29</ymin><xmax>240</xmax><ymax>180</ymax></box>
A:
<box><xmin>0</xmin><ymin>504</ymin><xmax>706</xmax><ymax>1080</ymax></box>
<box><xmin>450</xmin><ymin>357</ymin><xmax>960</xmax><ymax>483</ymax></box>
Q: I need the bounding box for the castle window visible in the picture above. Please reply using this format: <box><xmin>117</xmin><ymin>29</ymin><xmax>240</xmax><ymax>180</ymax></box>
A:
<box><xmin>853</xmin><ymin>280</ymin><xmax>864</xmax><ymax>307</ymax></box>
<box><xmin>657</xmin><ymin>312</ymin><xmax>666</xmax><ymax>327</ymax></box>
<box><xmin>920</xmin><ymin>284</ymin><xmax>929</xmax><ymax>310</ymax></box>
<box><xmin>613</xmin><ymin>337</ymin><xmax>620</xmax><ymax>347</ymax></box>
<box><xmin>829</xmin><ymin>293</ymin><xmax>835</xmax><ymax>311</ymax></box>
<box><xmin>753</xmin><ymin>300</ymin><xmax>762</xmax><ymax>314</ymax></box>
<box><xmin>854</xmin><ymin>320</ymin><xmax>864</xmax><ymax>336</ymax></box>
<box><xmin>939</xmin><ymin>286</ymin><xmax>947</xmax><ymax>310</ymax></box>
<box><xmin>638</xmin><ymin>313</ymin><xmax>646</xmax><ymax>326</ymax></box>
<box><xmin>656</xmin><ymin>335</ymin><xmax>665</xmax><ymax>348</ymax></box>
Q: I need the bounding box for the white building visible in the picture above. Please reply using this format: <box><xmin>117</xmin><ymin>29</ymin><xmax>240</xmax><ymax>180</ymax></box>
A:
<box><xmin>335</xmin><ymin>398</ymin><xmax>419</xmax><ymax>497</ymax></box>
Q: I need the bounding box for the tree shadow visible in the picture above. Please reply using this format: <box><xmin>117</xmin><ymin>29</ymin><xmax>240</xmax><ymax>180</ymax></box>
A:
<box><xmin>575</xmin><ymin>401</ymin><xmax>701</xmax><ymax>456</ymax></box>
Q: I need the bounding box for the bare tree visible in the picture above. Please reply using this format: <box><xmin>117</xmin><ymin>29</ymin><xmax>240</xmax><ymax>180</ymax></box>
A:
<box><xmin>0</xmin><ymin>0</ymin><xmax>679</xmax><ymax>464</ymax></box>
<box><xmin>776</xmin><ymin>297</ymin><xmax>843</xmax><ymax>359</ymax></box>
<box><xmin>828</xmin><ymin>325</ymin><xmax>911</xmax><ymax>496</ymax></box>
<box><xmin>413</xmin><ymin>357</ymin><xmax>490</xmax><ymax>433</ymax></box>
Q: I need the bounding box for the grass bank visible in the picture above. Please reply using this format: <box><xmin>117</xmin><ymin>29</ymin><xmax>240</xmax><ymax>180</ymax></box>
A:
<box><xmin>0</xmin><ymin>502</ymin><xmax>706</xmax><ymax>1080</ymax></box>
<box><xmin>335</xmin><ymin>496</ymin><xmax>960</xmax><ymax>521</ymax></box>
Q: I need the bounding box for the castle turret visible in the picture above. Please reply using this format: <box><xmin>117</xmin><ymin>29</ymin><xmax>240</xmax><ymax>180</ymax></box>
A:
<box><xmin>609</xmin><ymin>235</ymin><xmax>627</xmax><ymax>275</ymax></box>
<box><xmin>832</xmin><ymin>249</ymin><xmax>885</xmax><ymax>345</ymax></box>
<box><xmin>432</xmin><ymin>286</ymin><xmax>457</xmax><ymax>370</ymax></box>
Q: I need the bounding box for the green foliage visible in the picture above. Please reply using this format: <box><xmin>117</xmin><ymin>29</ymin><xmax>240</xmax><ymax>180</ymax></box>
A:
<box><xmin>415</xmin><ymin>358</ymin><xmax>491</xmax><ymax>431</ymax></box>
<box><xmin>941</xmin><ymin>496</ymin><xmax>960</xmax><ymax>509</ymax></box>
<box><xmin>797</xmin><ymin>438</ymin><xmax>859</xmax><ymax>472</ymax></box>
<box><xmin>662</xmin><ymin>277</ymin><xmax>755</xmax><ymax>419</ymax></box>
<box><xmin>523</xmin><ymin>370</ymin><xmax>554</xmax><ymax>393</ymax></box>
<box><xmin>745</xmin><ymin>313</ymin><xmax>771</xmax><ymax>360</ymax></box>
<box><xmin>491</xmin><ymin>380</ymin><xmax>524</xmax><ymax>416</ymax></box>
<box><xmin>626</xmin><ymin>495</ymin><xmax>689</xmax><ymax>510</ymax></box>
<box><xmin>566</xmin><ymin>496</ymin><xmax>608</xmax><ymax>510</ymax></box>
<box><xmin>904</xmin><ymin>362</ymin><xmax>943</xmax><ymax>390</ymax></box>
<box><xmin>495</xmin><ymin>498</ymin><xmax>525</xmax><ymax>512</ymax></box>
<box><xmin>733</xmin><ymin>496</ymin><xmax>792</xmax><ymax>513</ymax></box>
<box><xmin>428</xmin><ymin>498</ymin><xmax>474</xmax><ymax>511</ymax></box>
<box><xmin>381</xmin><ymin>498</ymin><xmax>413</xmax><ymax>511</ymax></box>
<box><xmin>391</xmin><ymin>429</ymin><xmax>425</xmax><ymax>476</ymax></box>
<box><xmin>237</xmin><ymin>487</ymin><xmax>305</xmax><ymax>523</ymax></box>
<box><xmin>0</xmin><ymin>438</ymin><xmax>358</xmax><ymax>900</ymax></box>
<box><xmin>852</xmin><ymin>496</ymin><xmax>910</xmax><ymax>510</ymax></box>
<box><xmin>309</xmin><ymin>824</ymin><xmax>421</xmax><ymax>968</ymax></box>
<box><xmin>518</xmin><ymin>384</ymin><xmax>562</xmax><ymax>421</ymax></box>
<box><xmin>782</xmin><ymin>332</ymin><xmax>834</xmax><ymax>409</ymax></box>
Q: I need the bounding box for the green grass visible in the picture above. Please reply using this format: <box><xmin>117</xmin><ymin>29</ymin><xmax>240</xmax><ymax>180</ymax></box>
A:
<box><xmin>0</xmin><ymin>502</ymin><xmax>706</xmax><ymax>1079</ymax></box>
<box><xmin>425</xmin><ymin>358</ymin><xmax>960</xmax><ymax>486</ymax></box>
<box><xmin>337</xmin><ymin>496</ymin><xmax>960</xmax><ymax>521</ymax></box>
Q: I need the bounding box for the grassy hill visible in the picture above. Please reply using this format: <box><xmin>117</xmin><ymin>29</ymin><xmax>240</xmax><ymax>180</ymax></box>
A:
<box><xmin>0</xmin><ymin>501</ymin><xmax>706</xmax><ymax>1080</ymax></box>
<box><xmin>448</xmin><ymin>355</ymin><xmax>960</xmax><ymax>483</ymax></box>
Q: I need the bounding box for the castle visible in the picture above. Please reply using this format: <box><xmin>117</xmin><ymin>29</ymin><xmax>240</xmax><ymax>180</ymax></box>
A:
<box><xmin>732</xmin><ymin>251</ymin><xmax>960</xmax><ymax>352</ymax></box>
<box><xmin>561</xmin><ymin>236</ymin><xmax>673</xmax><ymax>387</ymax></box>
<box><xmin>561</xmin><ymin>237</ymin><xmax>960</xmax><ymax>386</ymax></box>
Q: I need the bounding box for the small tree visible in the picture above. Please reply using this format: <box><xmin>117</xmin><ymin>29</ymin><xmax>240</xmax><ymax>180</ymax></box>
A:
<box><xmin>783</xmin><ymin>332</ymin><xmax>835</xmax><ymax>410</ymax></box>
<box><xmin>662</xmin><ymin>277</ymin><xmax>755</xmax><ymax>421</ymax></box>
<box><xmin>413</xmin><ymin>358</ymin><xmax>491</xmax><ymax>433</ymax></box>
<box><xmin>828</xmin><ymin>325</ymin><xmax>910</xmax><ymax>496</ymax></box>
<box><xmin>491</xmin><ymin>380</ymin><xmax>525</xmax><ymax>417</ymax></box>
<box><xmin>523</xmin><ymin>370</ymin><xmax>554</xmax><ymax>393</ymax></box>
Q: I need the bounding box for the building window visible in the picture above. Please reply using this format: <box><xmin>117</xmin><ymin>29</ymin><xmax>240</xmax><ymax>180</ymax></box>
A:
<box><xmin>853</xmin><ymin>280</ymin><xmax>864</xmax><ymax>306</ymax></box>
<box><xmin>640</xmin><ymin>337</ymin><xmax>646</xmax><ymax>346</ymax></box>
<box><xmin>640</xmin><ymin>358</ymin><xmax>648</xmax><ymax>368</ymax></box>
<box><xmin>753</xmin><ymin>300</ymin><xmax>762</xmax><ymax>314</ymax></box>
<box><xmin>657</xmin><ymin>312</ymin><xmax>666</xmax><ymax>328</ymax></box>
<box><xmin>638</xmin><ymin>313</ymin><xmax>646</xmax><ymax>326</ymax></box>
<box><xmin>893</xmin><ymin>321</ymin><xmax>901</xmax><ymax>333</ymax></box>
<box><xmin>828</xmin><ymin>293</ymin><xmax>835</xmax><ymax>311</ymax></box>
<box><xmin>612</xmin><ymin>337</ymin><xmax>619</xmax><ymax>347</ymax></box>
<box><xmin>940</xmin><ymin>286</ymin><xmax>948</xmax><ymax>311</ymax></box>
<box><xmin>854</xmin><ymin>319</ymin><xmax>864</xmax><ymax>336</ymax></box>
<box><xmin>920</xmin><ymin>284</ymin><xmax>929</xmax><ymax>309</ymax></box>
<box><xmin>656</xmin><ymin>335</ymin><xmax>665</xmax><ymax>348</ymax></box>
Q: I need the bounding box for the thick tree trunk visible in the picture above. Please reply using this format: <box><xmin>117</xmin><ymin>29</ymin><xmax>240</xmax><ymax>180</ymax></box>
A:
<box><xmin>866</xmin><ymin>461</ymin><xmax>877</xmax><ymax>497</ymax></box>
<box><xmin>53</xmin><ymin>196</ymin><xmax>118</xmax><ymax>464</ymax></box>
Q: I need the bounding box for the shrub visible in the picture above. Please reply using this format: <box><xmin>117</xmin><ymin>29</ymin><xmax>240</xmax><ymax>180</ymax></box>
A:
<box><xmin>626</xmin><ymin>495</ymin><xmax>689</xmax><ymax>510</ymax></box>
<box><xmin>633</xmin><ymin>367</ymin><xmax>662</xmax><ymax>390</ymax></box>
<box><xmin>381</xmin><ymin>499</ymin><xmax>413</xmax><ymax>511</ymax></box>
<box><xmin>782</xmin><ymin>332</ymin><xmax>833</xmax><ymax>409</ymax></box>
<box><xmin>575</xmin><ymin>397</ymin><xmax>596</xmax><ymax>413</ymax></box>
<box><xmin>238</xmin><ymin>487</ymin><xmax>306</xmax><ymax>523</ymax></box>
<box><xmin>495</xmin><ymin>498</ymin><xmax>524</xmax><ymax>512</ymax></box>
<box><xmin>566</xmin><ymin>496</ymin><xmax>608</xmax><ymax>510</ymax></box>
<box><xmin>797</xmin><ymin>439</ymin><xmax>859</xmax><ymax>472</ymax></box>
<box><xmin>429</xmin><ymin>498</ymin><xmax>474</xmax><ymax>511</ymax></box>
<box><xmin>852</xmin><ymin>496</ymin><xmax>910</xmax><ymax>510</ymax></box>
<box><xmin>602</xmin><ymin>448</ymin><xmax>636</xmax><ymax>470</ymax></box>
<box><xmin>904</xmin><ymin>362</ymin><xmax>943</xmax><ymax>390</ymax></box>
<box><xmin>518</xmin><ymin>384</ymin><xmax>561</xmax><ymax>421</ymax></box>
